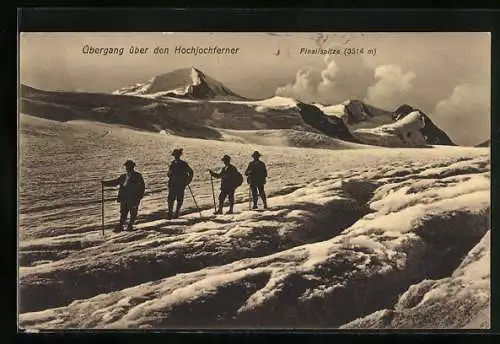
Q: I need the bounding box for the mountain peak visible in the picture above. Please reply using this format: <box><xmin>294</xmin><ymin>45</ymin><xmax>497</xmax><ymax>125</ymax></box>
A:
<box><xmin>190</xmin><ymin>66</ymin><xmax>204</xmax><ymax>75</ymax></box>
<box><xmin>189</xmin><ymin>67</ymin><xmax>205</xmax><ymax>86</ymax></box>
<box><xmin>113</xmin><ymin>67</ymin><xmax>247</xmax><ymax>101</ymax></box>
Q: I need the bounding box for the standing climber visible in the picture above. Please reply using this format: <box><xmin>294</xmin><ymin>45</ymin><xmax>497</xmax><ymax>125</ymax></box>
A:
<box><xmin>245</xmin><ymin>151</ymin><xmax>268</xmax><ymax>209</ymax></box>
<box><xmin>167</xmin><ymin>148</ymin><xmax>194</xmax><ymax>219</ymax></box>
<box><xmin>209</xmin><ymin>154</ymin><xmax>243</xmax><ymax>214</ymax></box>
<box><xmin>102</xmin><ymin>160</ymin><xmax>145</xmax><ymax>232</ymax></box>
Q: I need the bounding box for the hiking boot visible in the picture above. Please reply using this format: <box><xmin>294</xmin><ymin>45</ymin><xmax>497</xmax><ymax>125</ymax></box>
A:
<box><xmin>214</xmin><ymin>209</ymin><xmax>223</xmax><ymax>215</ymax></box>
<box><xmin>252</xmin><ymin>204</ymin><xmax>258</xmax><ymax>210</ymax></box>
<box><xmin>174</xmin><ymin>210</ymin><xmax>180</xmax><ymax>219</ymax></box>
<box><xmin>226</xmin><ymin>208</ymin><xmax>234</xmax><ymax>214</ymax></box>
<box><xmin>167</xmin><ymin>212</ymin><xmax>173</xmax><ymax>220</ymax></box>
<box><xmin>127</xmin><ymin>224</ymin><xmax>134</xmax><ymax>231</ymax></box>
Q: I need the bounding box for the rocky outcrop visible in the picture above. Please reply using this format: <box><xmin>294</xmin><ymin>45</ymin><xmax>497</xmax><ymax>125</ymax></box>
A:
<box><xmin>296</xmin><ymin>102</ymin><xmax>359</xmax><ymax>143</ymax></box>
<box><xmin>344</xmin><ymin>99</ymin><xmax>394</xmax><ymax>127</ymax></box>
<box><xmin>353</xmin><ymin>111</ymin><xmax>428</xmax><ymax>148</ymax></box>
<box><xmin>393</xmin><ymin>104</ymin><xmax>456</xmax><ymax>146</ymax></box>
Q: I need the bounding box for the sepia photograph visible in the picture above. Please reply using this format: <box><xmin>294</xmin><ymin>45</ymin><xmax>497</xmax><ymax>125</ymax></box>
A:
<box><xmin>18</xmin><ymin>32</ymin><xmax>490</xmax><ymax>330</ymax></box>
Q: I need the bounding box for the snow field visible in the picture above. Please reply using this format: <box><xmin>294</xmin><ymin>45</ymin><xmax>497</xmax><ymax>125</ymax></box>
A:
<box><xmin>19</xmin><ymin>145</ymin><xmax>490</xmax><ymax>329</ymax></box>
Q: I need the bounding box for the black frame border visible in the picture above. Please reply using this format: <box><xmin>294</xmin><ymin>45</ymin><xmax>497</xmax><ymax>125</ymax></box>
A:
<box><xmin>12</xmin><ymin>7</ymin><xmax>500</xmax><ymax>342</ymax></box>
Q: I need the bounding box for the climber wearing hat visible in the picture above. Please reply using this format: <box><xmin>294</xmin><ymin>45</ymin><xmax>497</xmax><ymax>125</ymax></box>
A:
<box><xmin>102</xmin><ymin>160</ymin><xmax>145</xmax><ymax>232</ymax></box>
<box><xmin>245</xmin><ymin>151</ymin><xmax>268</xmax><ymax>209</ymax></box>
<box><xmin>209</xmin><ymin>154</ymin><xmax>242</xmax><ymax>214</ymax></box>
<box><xmin>167</xmin><ymin>148</ymin><xmax>194</xmax><ymax>219</ymax></box>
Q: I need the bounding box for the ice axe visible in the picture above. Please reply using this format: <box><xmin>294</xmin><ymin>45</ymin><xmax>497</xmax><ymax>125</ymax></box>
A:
<box><xmin>248</xmin><ymin>186</ymin><xmax>252</xmax><ymax>210</ymax></box>
<box><xmin>209</xmin><ymin>171</ymin><xmax>217</xmax><ymax>213</ymax></box>
<box><xmin>187</xmin><ymin>185</ymin><xmax>203</xmax><ymax>218</ymax></box>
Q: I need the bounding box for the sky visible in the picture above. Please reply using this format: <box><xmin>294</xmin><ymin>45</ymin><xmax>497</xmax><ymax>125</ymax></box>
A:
<box><xmin>20</xmin><ymin>32</ymin><xmax>490</xmax><ymax>146</ymax></box>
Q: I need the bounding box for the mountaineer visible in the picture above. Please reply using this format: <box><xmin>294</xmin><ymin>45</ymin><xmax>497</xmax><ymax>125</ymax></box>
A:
<box><xmin>102</xmin><ymin>160</ymin><xmax>145</xmax><ymax>232</ymax></box>
<box><xmin>245</xmin><ymin>151</ymin><xmax>268</xmax><ymax>209</ymax></box>
<box><xmin>209</xmin><ymin>154</ymin><xmax>243</xmax><ymax>214</ymax></box>
<box><xmin>167</xmin><ymin>148</ymin><xmax>194</xmax><ymax>219</ymax></box>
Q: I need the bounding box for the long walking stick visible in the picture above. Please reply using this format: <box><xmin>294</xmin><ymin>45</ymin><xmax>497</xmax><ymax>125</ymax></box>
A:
<box><xmin>101</xmin><ymin>183</ymin><xmax>104</xmax><ymax>236</ymax></box>
<box><xmin>210</xmin><ymin>173</ymin><xmax>217</xmax><ymax>213</ymax></box>
<box><xmin>188</xmin><ymin>185</ymin><xmax>203</xmax><ymax>218</ymax></box>
<box><xmin>248</xmin><ymin>186</ymin><xmax>252</xmax><ymax>210</ymax></box>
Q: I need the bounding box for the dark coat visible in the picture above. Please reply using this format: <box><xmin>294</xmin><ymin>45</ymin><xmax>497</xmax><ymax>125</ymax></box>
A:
<box><xmin>167</xmin><ymin>159</ymin><xmax>194</xmax><ymax>188</ymax></box>
<box><xmin>210</xmin><ymin>164</ymin><xmax>239</xmax><ymax>191</ymax></box>
<box><xmin>245</xmin><ymin>160</ymin><xmax>268</xmax><ymax>185</ymax></box>
<box><xmin>103</xmin><ymin>171</ymin><xmax>145</xmax><ymax>204</ymax></box>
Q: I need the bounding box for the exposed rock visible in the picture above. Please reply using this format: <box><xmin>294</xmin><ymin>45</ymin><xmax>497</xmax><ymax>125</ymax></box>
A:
<box><xmin>393</xmin><ymin>104</ymin><xmax>456</xmax><ymax>146</ymax></box>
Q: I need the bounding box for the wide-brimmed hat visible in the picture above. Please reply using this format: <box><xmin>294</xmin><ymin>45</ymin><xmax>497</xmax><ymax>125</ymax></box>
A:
<box><xmin>221</xmin><ymin>154</ymin><xmax>231</xmax><ymax>161</ymax></box>
<box><xmin>252</xmin><ymin>151</ymin><xmax>262</xmax><ymax>158</ymax></box>
<box><xmin>172</xmin><ymin>148</ymin><xmax>183</xmax><ymax>157</ymax></box>
<box><xmin>124</xmin><ymin>160</ymin><xmax>136</xmax><ymax>167</ymax></box>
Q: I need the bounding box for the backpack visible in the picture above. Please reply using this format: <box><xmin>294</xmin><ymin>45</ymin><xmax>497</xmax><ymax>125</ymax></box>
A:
<box><xmin>233</xmin><ymin>170</ymin><xmax>244</xmax><ymax>189</ymax></box>
<box><xmin>221</xmin><ymin>165</ymin><xmax>244</xmax><ymax>190</ymax></box>
<box><xmin>168</xmin><ymin>160</ymin><xmax>192</xmax><ymax>187</ymax></box>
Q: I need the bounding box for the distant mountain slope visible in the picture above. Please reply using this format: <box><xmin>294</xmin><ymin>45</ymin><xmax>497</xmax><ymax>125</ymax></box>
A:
<box><xmin>19</xmin><ymin>84</ymin><xmax>221</xmax><ymax>139</ymax></box>
<box><xmin>19</xmin><ymin>85</ymin><xmax>360</xmax><ymax>146</ymax></box>
<box><xmin>217</xmin><ymin>128</ymin><xmax>370</xmax><ymax>150</ymax></box>
<box><xmin>113</xmin><ymin>67</ymin><xmax>248</xmax><ymax>101</ymax></box>
<box><xmin>476</xmin><ymin>140</ymin><xmax>490</xmax><ymax>147</ymax></box>
<box><xmin>315</xmin><ymin>99</ymin><xmax>395</xmax><ymax>130</ymax></box>
<box><xmin>20</xmin><ymin>81</ymin><xmax>456</xmax><ymax>149</ymax></box>
<box><xmin>318</xmin><ymin>100</ymin><xmax>455</xmax><ymax>147</ymax></box>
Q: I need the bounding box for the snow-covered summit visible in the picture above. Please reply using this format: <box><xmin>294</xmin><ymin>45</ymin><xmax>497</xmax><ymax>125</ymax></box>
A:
<box><xmin>112</xmin><ymin>67</ymin><xmax>248</xmax><ymax>101</ymax></box>
<box><xmin>313</xmin><ymin>99</ymin><xmax>456</xmax><ymax>148</ymax></box>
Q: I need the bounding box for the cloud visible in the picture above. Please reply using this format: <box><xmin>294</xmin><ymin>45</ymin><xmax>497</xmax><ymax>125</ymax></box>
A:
<box><xmin>275</xmin><ymin>58</ymin><xmax>414</xmax><ymax>110</ymax></box>
<box><xmin>364</xmin><ymin>64</ymin><xmax>416</xmax><ymax>111</ymax></box>
<box><xmin>275</xmin><ymin>50</ymin><xmax>374</xmax><ymax>105</ymax></box>
<box><xmin>320</xmin><ymin>60</ymin><xmax>339</xmax><ymax>83</ymax></box>
<box><xmin>275</xmin><ymin>57</ymin><xmax>489</xmax><ymax>147</ymax></box>
<box><xmin>433</xmin><ymin>83</ymin><xmax>490</xmax><ymax>146</ymax></box>
<box><xmin>275</xmin><ymin>62</ymin><xmax>346</xmax><ymax>104</ymax></box>
<box><xmin>317</xmin><ymin>60</ymin><xmax>340</xmax><ymax>95</ymax></box>
<box><xmin>275</xmin><ymin>67</ymin><xmax>323</xmax><ymax>102</ymax></box>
